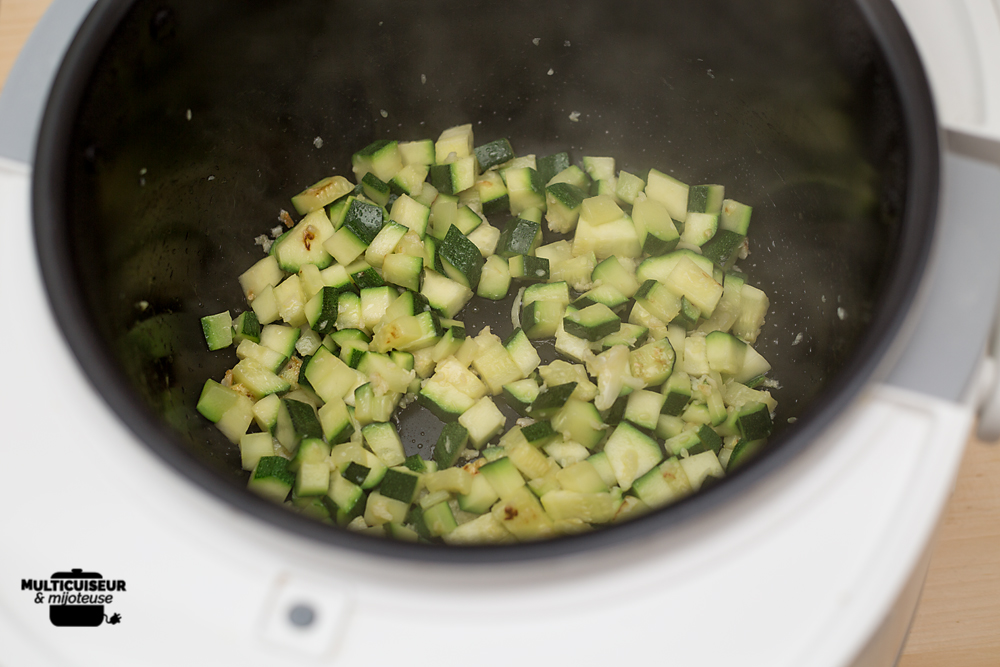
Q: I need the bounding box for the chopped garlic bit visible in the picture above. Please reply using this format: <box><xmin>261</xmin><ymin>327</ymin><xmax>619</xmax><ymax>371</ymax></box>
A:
<box><xmin>569</xmin><ymin>111</ymin><xmax>581</xmax><ymax>122</ymax></box>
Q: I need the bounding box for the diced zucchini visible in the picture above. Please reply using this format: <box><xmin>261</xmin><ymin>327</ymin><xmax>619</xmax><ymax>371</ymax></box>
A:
<box><xmin>474</xmin><ymin>138</ymin><xmax>515</xmax><ymax>171</ymax></box>
<box><xmin>352</xmin><ymin>139</ymin><xmax>402</xmax><ymax>183</ymax></box>
<box><xmin>603</xmin><ymin>421</ymin><xmax>663</xmax><ymax>491</ymax></box>
<box><xmin>430</xmin><ymin>155</ymin><xmax>478</xmax><ymax>195</ymax></box>
<box><xmin>508</xmin><ymin>254</ymin><xmax>550</xmax><ymax>282</ymax></box>
<box><xmin>438</xmin><ymin>224</ymin><xmax>485</xmax><ymax>290</ymax></box>
<box><xmin>563</xmin><ymin>303</ymin><xmax>620</xmax><ymax>342</ymax></box>
<box><xmin>201</xmin><ymin>311</ymin><xmax>233</xmax><ymax>351</ymax></box>
<box><xmin>496</xmin><ymin>216</ymin><xmax>542</xmax><ymax>258</ymax></box>
<box><xmin>249</xmin><ymin>456</ymin><xmax>295</xmax><ymax>503</ymax></box>
<box><xmin>458</xmin><ymin>397</ymin><xmax>507</xmax><ymax>447</ymax></box>
<box><xmin>644</xmin><ymin>168</ymin><xmax>688</xmax><ymax>221</ymax></box>
<box><xmin>503</xmin><ymin>166</ymin><xmax>546</xmax><ymax>215</ymax></box>
<box><xmin>291</xmin><ymin>175</ymin><xmax>354</xmax><ymax>215</ymax></box>
<box><xmin>545</xmin><ymin>182</ymin><xmax>587</xmax><ymax>234</ymax></box>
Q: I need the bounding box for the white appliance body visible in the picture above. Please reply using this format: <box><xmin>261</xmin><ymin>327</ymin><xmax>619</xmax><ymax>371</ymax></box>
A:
<box><xmin>2</xmin><ymin>1</ymin><xmax>1000</xmax><ymax>665</ymax></box>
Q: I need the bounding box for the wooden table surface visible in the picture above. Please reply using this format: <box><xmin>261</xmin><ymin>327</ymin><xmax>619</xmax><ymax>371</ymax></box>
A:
<box><xmin>3</xmin><ymin>1</ymin><xmax>1000</xmax><ymax>664</ymax></box>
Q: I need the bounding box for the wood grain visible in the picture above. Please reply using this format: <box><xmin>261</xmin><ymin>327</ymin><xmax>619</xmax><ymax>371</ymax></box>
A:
<box><xmin>2</xmin><ymin>2</ymin><xmax>999</xmax><ymax>664</ymax></box>
<box><xmin>0</xmin><ymin>0</ymin><xmax>54</xmax><ymax>90</ymax></box>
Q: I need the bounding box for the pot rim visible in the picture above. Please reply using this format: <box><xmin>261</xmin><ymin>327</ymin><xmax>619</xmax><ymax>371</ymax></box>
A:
<box><xmin>31</xmin><ymin>0</ymin><xmax>940</xmax><ymax>563</ymax></box>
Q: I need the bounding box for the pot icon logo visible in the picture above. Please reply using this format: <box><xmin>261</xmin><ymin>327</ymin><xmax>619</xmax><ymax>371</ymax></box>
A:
<box><xmin>22</xmin><ymin>568</ymin><xmax>126</xmax><ymax>627</ymax></box>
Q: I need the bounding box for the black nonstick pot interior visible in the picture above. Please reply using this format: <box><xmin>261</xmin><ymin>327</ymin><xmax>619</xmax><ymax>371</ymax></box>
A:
<box><xmin>34</xmin><ymin>0</ymin><xmax>938</xmax><ymax>561</ymax></box>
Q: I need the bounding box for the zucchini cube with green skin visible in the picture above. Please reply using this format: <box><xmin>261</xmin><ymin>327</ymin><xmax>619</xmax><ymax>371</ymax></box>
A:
<box><xmin>727</xmin><ymin>438</ymin><xmax>765</xmax><ymax>471</ymax></box>
<box><xmin>289</xmin><ymin>437</ymin><xmax>331</xmax><ymax>472</ymax></box>
<box><xmin>502</xmin><ymin>166</ymin><xmax>546</xmax><ymax>215</ymax></box>
<box><xmin>583</xmin><ymin>156</ymin><xmax>615</xmax><ymax>181</ymax></box>
<box><xmin>239</xmin><ymin>432</ymin><xmax>275</xmax><ymax>472</ymax></box>
<box><xmin>701</xmin><ymin>229</ymin><xmax>746</xmax><ymax>268</ymax></box>
<box><xmin>556</xmin><ymin>460</ymin><xmax>609</xmax><ymax>494</ymax></box>
<box><xmin>365</xmin><ymin>221</ymin><xmax>409</xmax><ymax>268</ymax></box>
<box><xmin>197</xmin><ymin>379</ymin><xmax>240</xmax><ymax>422</ymax></box>
<box><xmin>457</xmin><ymin>473</ymin><xmax>501</xmax><ymax>515</ymax></box>
<box><xmin>521</xmin><ymin>420</ymin><xmax>557</xmax><ymax>446</ymax></box>
<box><xmin>304</xmin><ymin>286</ymin><xmax>340</xmax><ymax>336</ymax></box>
<box><xmin>232</xmin><ymin>357</ymin><xmax>291</xmax><ymax>399</ymax></box>
<box><xmin>379</xmin><ymin>468</ymin><xmax>421</xmax><ymax>504</ymax></box>
<box><xmin>239</xmin><ymin>255</ymin><xmax>284</xmax><ymax>302</ymax></box>
<box><xmin>478</xmin><ymin>254</ymin><xmax>511</xmax><ymax>301</ymax></box>
<box><xmin>305</xmin><ymin>347</ymin><xmax>356</xmax><ymax>403</ymax></box>
<box><xmin>291</xmin><ymin>175</ymin><xmax>354</xmax><ymax>215</ymax></box>
<box><xmin>352</xmin><ymin>139</ymin><xmax>402</xmax><ymax>183</ymax></box>
<box><xmin>323</xmin><ymin>225</ymin><xmax>368</xmax><ymax>266</ymax></box>
<box><xmin>435</xmin><ymin>123</ymin><xmax>474</xmax><ymax>162</ymax></box>
<box><xmin>389</xmin><ymin>164</ymin><xmax>430</xmax><ymax>198</ymax></box>
<box><xmin>683</xmin><ymin>424</ymin><xmax>724</xmax><ymax>456</ymax></box>
<box><xmin>592</xmin><ymin>255</ymin><xmax>640</xmax><ymax>298</ymax></box>
<box><xmin>688</xmin><ymin>184</ymin><xmax>725</xmax><ymax>214</ymax></box>
<box><xmin>351</xmin><ymin>265</ymin><xmax>386</xmax><ymax>290</ymax></box>
<box><xmin>551</xmin><ymin>398</ymin><xmax>605</xmax><ymax>450</ymax></box>
<box><xmin>271</xmin><ymin>208</ymin><xmax>336</xmax><ymax>272</ymax></box>
<box><xmin>276</xmin><ymin>398</ymin><xmax>324</xmax><ymax>452</ymax></box>
<box><xmin>563</xmin><ymin>303</ymin><xmax>621</xmax><ymax>342</ymax></box>
<box><xmin>615</xmin><ymin>171</ymin><xmax>646</xmax><ymax>205</ymax></box>
<box><xmin>671</xmin><ymin>296</ymin><xmax>701</xmax><ymax>330</ymax></box>
<box><xmin>634</xmin><ymin>279</ymin><xmax>683</xmax><ymax>324</ymax></box>
<box><xmin>423</xmin><ymin>501</ymin><xmax>459</xmax><ymax>536</ymax></box>
<box><xmin>493</xmin><ymin>487</ymin><xmax>554</xmax><ymax>540</ymax></box>
<box><xmin>508</xmin><ymin>255</ymin><xmax>550</xmax><ymax>282</ymax></box>
<box><xmin>496</xmin><ymin>217</ymin><xmax>542</xmax><ymax>258</ymax></box>
<box><xmin>389</xmin><ymin>194</ymin><xmax>430</xmax><ymax>237</ymax></box>
<box><xmin>248</xmin><ymin>456</ymin><xmax>296</xmax><ymax>503</ymax></box>
<box><xmin>471</xmin><ymin>331</ymin><xmax>524</xmax><ymax>394</ymax></box>
<box><xmin>341</xmin><ymin>198</ymin><xmax>385</xmax><ymax>246</ymax></box>
<box><xmin>645</xmin><ymin>168</ymin><xmax>689</xmax><ymax>222</ymax></box>
<box><xmin>528</xmin><ymin>382</ymin><xmax>578</xmax><ymax>419</ymax></box>
<box><xmin>430</xmin><ymin>155</ymin><xmax>477</xmax><ymax>195</ymax></box>
<box><xmin>476</xmin><ymin>170</ymin><xmax>510</xmax><ymax>216</ymax></box>
<box><xmin>706</xmin><ymin>330</ymin><xmax>748</xmax><ymax>375</ymax></box>
<box><xmin>418</xmin><ymin>376</ymin><xmax>477</xmax><ymax>421</ymax></box>
<box><xmin>252</xmin><ymin>393</ymin><xmax>281</xmax><ymax>433</ymax></box>
<box><xmin>201</xmin><ymin>311</ymin><xmax>233</xmax><ymax>351</ymax></box>
<box><xmin>232</xmin><ymin>310</ymin><xmax>261</xmax><ymax>344</ymax></box>
<box><xmin>318</xmin><ymin>398</ymin><xmax>354</xmax><ymax>445</ymax></box>
<box><xmin>458</xmin><ymin>396</ymin><xmax>507</xmax><ymax>448</ymax></box>
<box><xmin>544</xmin><ymin>182</ymin><xmax>587</xmax><ymax>234</ymax></box>
<box><xmin>624</xmin><ymin>389</ymin><xmax>667</xmax><ymax>430</ymax></box>
<box><xmin>572</xmin><ymin>212</ymin><xmax>642</xmax><ymax>259</ymax></box>
<box><xmin>736</xmin><ymin>402</ymin><xmax>773</xmax><ymax>440</ymax></box>
<box><xmin>421</xmin><ymin>270</ymin><xmax>473</xmax><ymax>319</ymax></box>
<box><xmin>438</xmin><ymin>224</ymin><xmax>485</xmax><ymax>291</ymax></box>
<box><xmin>720</xmin><ymin>198</ymin><xmax>753</xmax><ymax>234</ymax></box>
<box><xmin>502</xmin><ymin>379</ymin><xmax>540</xmax><ymax>417</ymax></box>
<box><xmin>664</xmin><ymin>257</ymin><xmax>724</xmax><ymax>317</ymax></box>
<box><xmin>433</xmin><ymin>421</ymin><xmax>470</xmax><ymax>469</ymax></box>
<box><xmin>633</xmin><ymin>198</ymin><xmax>680</xmax><ymax>256</ymax></box>
<box><xmin>479</xmin><ymin>457</ymin><xmax>527</xmax><ymax>500</ymax></box>
<box><xmin>474</xmin><ymin>138</ymin><xmax>515</xmax><ymax>171</ymax></box>
<box><xmin>679</xmin><ymin>450</ymin><xmax>725</xmax><ymax>492</ymax></box>
<box><xmin>603</xmin><ymin>421</ymin><xmax>663</xmax><ymax>491</ymax></box>
<box><xmin>661</xmin><ymin>371</ymin><xmax>693</xmax><ymax>416</ymax></box>
<box><xmin>361</xmin><ymin>172</ymin><xmax>392</xmax><ymax>207</ymax></box>
<box><xmin>522</xmin><ymin>298</ymin><xmax>563</xmax><ymax>338</ymax></box>
<box><xmin>632</xmin><ymin>457</ymin><xmax>692</xmax><ymax>509</ymax></box>
<box><xmin>382</xmin><ymin>254</ymin><xmax>423</xmax><ymax>292</ymax></box>
<box><xmin>504</xmin><ymin>328</ymin><xmax>541</xmax><ymax>377</ymax></box>
<box><xmin>680</xmin><ymin>211</ymin><xmax>720</xmax><ymax>247</ymax></box>
<box><xmin>629</xmin><ymin>337</ymin><xmax>676</xmax><ymax>386</ymax></box>
<box><xmin>399</xmin><ymin>139</ymin><xmax>435</xmax><ymax>166</ymax></box>
<box><xmin>536</xmin><ymin>152</ymin><xmax>571</xmax><ymax>185</ymax></box>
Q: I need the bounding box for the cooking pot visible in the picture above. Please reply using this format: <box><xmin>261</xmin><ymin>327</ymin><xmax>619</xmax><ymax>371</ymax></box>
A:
<box><xmin>31</xmin><ymin>0</ymin><xmax>939</xmax><ymax>560</ymax></box>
